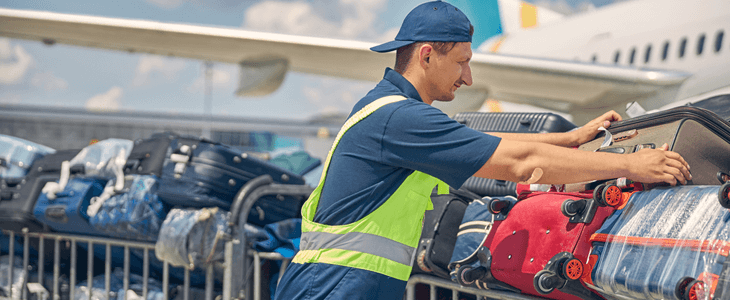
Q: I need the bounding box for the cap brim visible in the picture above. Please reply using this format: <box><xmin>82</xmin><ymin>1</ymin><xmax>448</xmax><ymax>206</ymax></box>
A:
<box><xmin>370</xmin><ymin>40</ymin><xmax>415</xmax><ymax>53</ymax></box>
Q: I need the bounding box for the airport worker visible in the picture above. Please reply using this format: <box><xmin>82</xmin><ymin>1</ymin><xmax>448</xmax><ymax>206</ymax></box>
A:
<box><xmin>274</xmin><ymin>1</ymin><xmax>691</xmax><ymax>299</ymax></box>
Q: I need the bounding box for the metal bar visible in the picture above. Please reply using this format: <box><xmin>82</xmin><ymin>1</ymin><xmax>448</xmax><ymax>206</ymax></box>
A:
<box><xmin>23</xmin><ymin>231</ymin><xmax>29</xmax><ymax>300</ymax></box>
<box><xmin>430</xmin><ymin>284</ymin><xmax>436</xmax><ymax>300</ymax></box>
<box><xmin>8</xmin><ymin>231</ymin><xmax>14</xmax><ymax>300</ymax></box>
<box><xmin>105</xmin><ymin>244</ymin><xmax>111</xmax><ymax>300</ymax></box>
<box><xmin>223</xmin><ymin>240</ymin><xmax>233</xmax><ymax>300</ymax></box>
<box><xmin>163</xmin><ymin>262</ymin><xmax>169</xmax><ymax>300</ymax></box>
<box><xmin>206</xmin><ymin>264</ymin><xmax>214</xmax><ymax>300</ymax></box>
<box><xmin>19</xmin><ymin>231</ymin><xmax>156</xmax><ymax>249</ymax></box>
<box><xmin>184</xmin><ymin>268</ymin><xmax>190</xmax><ymax>300</ymax></box>
<box><xmin>143</xmin><ymin>248</ymin><xmax>149</xmax><ymax>300</ymax></box>
<box><xmin>70</xmin><ymin>240</ymin><xmax>76</xmax><ymax>300</ymax></box>
<box><xmin>124</xmin><ymin>246</ymin><xmax>130</xmax><ymax>300</ymax></box>
<box><xmin>278</xmin><ymin>259</ymin><xmax>289</xmax><ymax>284</ymax></box>
<box><xmin>87</xmin><ymin>241</ymin><xmax>93</xmax><ymax>300</ymax></box>
<box><xmin>405</xmin><ymin>275</ymin><xmax>547</xmax><ymax>300</ymax></box>
<box><xmin>453</xmin><ymin>289</ymin><xmax>458</xmax><ymax>299</ymax></box>
<box><xmin>54</xmin><ymin>238</ymin><xmax>60</xmax><ymax>300</ymax></box>
<box><xmin>254</xmin><ymin>251</ymin><xmax>260</xmax><ymax>300</ymax></box>
<box><xmin>38</xmin><ymin>235</ymin><xmax>44</xmax><ymax>287</ymax></box>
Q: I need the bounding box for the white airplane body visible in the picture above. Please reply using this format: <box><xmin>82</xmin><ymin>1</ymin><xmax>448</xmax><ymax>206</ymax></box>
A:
<box><xmin>0</xmin><ymin>0</ymin><xmax>727</xmax><ymax>124</ymax></box>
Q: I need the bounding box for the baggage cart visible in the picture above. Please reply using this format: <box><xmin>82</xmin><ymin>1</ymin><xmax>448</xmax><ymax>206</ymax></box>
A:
<box><xmin>1</xmin><ymin>175</ymin><xmax>312</xmax><ymax>300</ymax></box>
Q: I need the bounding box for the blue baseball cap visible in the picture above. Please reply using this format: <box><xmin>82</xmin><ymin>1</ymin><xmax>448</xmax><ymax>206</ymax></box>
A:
<box><xmin>370</xmin><ymin>1</ymin><xmax>472</xmax><ymax>53</ymax></box>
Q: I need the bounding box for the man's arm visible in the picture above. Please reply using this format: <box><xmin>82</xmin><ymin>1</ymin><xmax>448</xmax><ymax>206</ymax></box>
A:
<box><xmin>473</xmin><ymin>139</ymin><xmax>691</xmax><ymax>186</ymax></box>
<box><xmin>487</xmin><ymin>111</ymin><xmax>622</xmax><ymax>148</ymax></box>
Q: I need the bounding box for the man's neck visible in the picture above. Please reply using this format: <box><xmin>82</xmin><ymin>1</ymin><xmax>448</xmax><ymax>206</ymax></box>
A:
<box><xmin>402</xmin><ymin>71</ymin><xmax>433</xmax><ymax>105</ymax></box>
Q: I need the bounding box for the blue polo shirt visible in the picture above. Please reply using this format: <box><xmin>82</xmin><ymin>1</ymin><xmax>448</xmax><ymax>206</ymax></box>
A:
<box><xmin>275</xmin><ymin>68</ymin><xmax>501</xmax><ymax>300</ymax></box>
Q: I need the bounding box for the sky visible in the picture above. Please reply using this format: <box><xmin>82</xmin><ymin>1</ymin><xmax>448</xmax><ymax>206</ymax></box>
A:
<box><xmin>0</xmin><ymin>0</ymin><xmax>619</xmax><ymax>122</ymax></box>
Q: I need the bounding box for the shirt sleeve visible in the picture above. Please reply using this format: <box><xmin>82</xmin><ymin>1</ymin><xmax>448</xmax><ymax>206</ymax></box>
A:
<box><xmin>380</xmin><ymin>102</ymin><xmax>502</xmax><ymax>188</ymax></box>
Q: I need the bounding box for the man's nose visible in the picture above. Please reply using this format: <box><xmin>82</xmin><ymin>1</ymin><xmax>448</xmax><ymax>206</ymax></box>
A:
<box><xmin>462</xmin><ymin>65</ymin><xmax>473</xmax><ymax>86</ymax></box>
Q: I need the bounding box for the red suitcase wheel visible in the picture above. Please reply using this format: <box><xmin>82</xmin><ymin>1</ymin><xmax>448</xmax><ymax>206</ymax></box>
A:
<box><xmin>562</xmin><ymin>258</ymin><xmax>583</xmax><ymax>281</ymax></box>
<box><xmin>675</xmin><ymin>277</ymin><xmax>695</xmax><ymax>300</ymax></box>
<box><xmin>603</xmin><ymin>184</ymin><xmax>623</xmax><ymax>207</ymax></box>
<box><xmin>686</xmin><ymin>280</ymin><xmax>706</xmax><ymax>300</ymax></box>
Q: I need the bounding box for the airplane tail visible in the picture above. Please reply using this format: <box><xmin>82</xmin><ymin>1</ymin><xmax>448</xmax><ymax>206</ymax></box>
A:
<box><xmin>448</xmin><ymin>0</ymin><xmax>564</xmax><ymax>51</ymax></box>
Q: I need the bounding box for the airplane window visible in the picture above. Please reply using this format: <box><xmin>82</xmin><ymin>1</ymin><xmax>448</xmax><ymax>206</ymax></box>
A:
<box><xmin>679</xmin><ymin>38</ymin><xmax>687</xmax><ymax>58</ymax></box>
<box><xmin>644</xmin><ymin>45</ymin><xmax>652</xmax><ymax>63</ymax></box>
<box><xmin>629</xmin><ymin>47</ymin><xmax>636</xmax><ymax>65</ymax></box>
<box><xmin>716</xmin><ymin>30</ymin><xmax>724</xmax><ymax>52</ymax></box>
<box><xmin>697</xmin><ymin>33</ymin><xmax>706</xmax><ymax>55</ymax></box>
<box><xmin>662</xmin><ymin>41</ymin><xmax>670</xmax><ymax>61</ymax></box>
<box><xmin>614</xmin><ymin>51</ymin><xmax>620</xmax><ymax>64</ymax></box>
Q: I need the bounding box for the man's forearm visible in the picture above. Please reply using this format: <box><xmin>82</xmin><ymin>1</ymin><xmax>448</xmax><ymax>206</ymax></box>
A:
<box><xmin>486</xmin><ymin>131</ymin><xmax>578</xmax><ymax>148</ymax></box>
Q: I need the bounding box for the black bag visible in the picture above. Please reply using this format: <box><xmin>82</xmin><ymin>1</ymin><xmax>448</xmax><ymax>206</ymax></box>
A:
<box><xmin>412</xmin><ymin>187</ymin><xmax>480</xmax><ymax>279</ymax></box>
<box><xmin>452</xmin><ymin>112</ymin><xmax>576</xmax><ymax>197</ymax></box>
<box><xmin>0</xmin><ymin>149</ymin><xmax>81</xmax><ymax>232</ymax></box>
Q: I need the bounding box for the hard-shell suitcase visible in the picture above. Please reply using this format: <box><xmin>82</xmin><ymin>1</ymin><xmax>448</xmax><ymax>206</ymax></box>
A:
<box><xmin>0</xmin><ymin>134</ymin><xmax>55</xmax><ymax>180</ymax></box>
<box><xmin>586</xmin><ymin>184</ymin><xmax>730</xmax><ymax>300</ymax></box>
<box><xmin>452</xmin><ymin>112</ymin><xmax>577</xmax><ymax>197</ymax></box>
<box><xmin>578</xmin><ymin>106</ymin><xmax>730</xmax><ymax>185</ymax></box>
<box><xmin>412</xmin><ymin>187</ymin><xmax>478</xmax><ymax>279</ymax></box>
<box><xmin>0</xmin><ymin>149</ymin><xmax>81</xmax><ymax>232</ymax></box>
<box><xmin>453</xmin><ymin>190</ymin><xmax>616</xmax><ymax>300</ymax></box>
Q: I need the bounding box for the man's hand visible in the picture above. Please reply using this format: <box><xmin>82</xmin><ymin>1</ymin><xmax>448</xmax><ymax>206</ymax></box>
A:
<box><xmin>570</xmin><ymin>110</ymin><xmax>622</xmax><ymax>146</ymax></box>
<box><xmin>626</xmin><ymin>143</ymin><xmax>692</xmax><ymax>186</ymax></box>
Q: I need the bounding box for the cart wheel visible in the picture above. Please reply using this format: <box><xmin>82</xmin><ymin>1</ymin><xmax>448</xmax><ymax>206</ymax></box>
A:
<box><xmin>719</xmin><ymin>182</ymin><xmax>730</xmax><ymax>209</ymax></box>
<box><xmin>416</xmin><ymin>249</ymin><xmax>431</xmax><ymax>273</ymax></box>
<box><xmin>561</xmin><ymin>258</ymin><xmax>583</xmax><ymax>281</ymax></box>
<box><xmin>534</xmin><ymin>270</ymin><xmax>559</xmax><ymax>295</ymax></box>
<box><xmin>457</xmin><ymin>265</ymin><xmax>475</xmax><ymax>286</ymax></box>
<box><xmin>593</xmin><ymin>184</ymin><xmax>606</xmax><ymax>206</ymax></box>
<box><xmin>685</xmin><ymin>280</ymin><xmax>706</xmax><ymax>300</ymax></box>
<box><xmin>602</xmin><ymin>184</ymin><xmax>623</xmax><ymax>207</ymax></box>
<box><xmin>675</xmin><ymin>277</ymin><xmax>695</xmax><ymax>300</ymax></box>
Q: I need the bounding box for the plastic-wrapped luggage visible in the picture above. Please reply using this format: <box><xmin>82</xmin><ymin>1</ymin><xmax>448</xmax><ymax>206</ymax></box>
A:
<box><xmin>0</xmin><ymin>256</ymin><xmax>27</xmax><ymax>300</ymax></box>
<box><xmin>88</xmin><ymin>175</ymin><xmax>167</xmax><ymax>242</ymax></box>
<box><xmin>155</xmin><ymin>207</ymin><xmax>229</xmax><ymax>270</ymax></box>
<box><xmin>586</xmin><ymin>185</ymin><xmax>730</xmax><ymax>300</ymax></box>
<box><xmin>0</xmin><ymin>134</ymin><xmax>55</xmax><ymax>180</ymax></box>
<box><xmin>452</xmin><ymin>112</ymin><xmax>576</xmax><ymax>197</ymax></box>
<box><xmin>33</xmin><ymin>177</ymin><xmax>108</xmax><ymax>236</ymax></box>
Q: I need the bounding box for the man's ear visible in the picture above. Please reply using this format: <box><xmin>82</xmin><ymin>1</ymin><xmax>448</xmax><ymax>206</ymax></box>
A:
<box><xmin>418</xmin><ymin>44</ymin><xmax>433</xmax><ymax>68</ymax></box>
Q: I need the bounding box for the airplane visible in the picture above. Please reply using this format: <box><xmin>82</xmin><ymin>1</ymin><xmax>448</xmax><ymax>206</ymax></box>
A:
<box><xmin>3</xmin><ymin>0</ymin><xmax>726</xmax><ymax>125</ymax></box>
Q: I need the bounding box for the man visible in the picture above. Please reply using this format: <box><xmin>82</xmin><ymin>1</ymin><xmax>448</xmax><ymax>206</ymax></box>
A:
<box><xmin>275</xmin><ymin>1</ymin><xmax>691</xmax><ymax>299</ymax></box>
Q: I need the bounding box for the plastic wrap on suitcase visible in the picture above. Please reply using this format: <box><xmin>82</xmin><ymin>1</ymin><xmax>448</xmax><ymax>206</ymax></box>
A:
<box><xmin>0</xmin><ymin>134</ymin><xmax>55</xmax><ymax>180</ymax></box>
<box><xmin>0</xmin><ymin>149</ymin><xmax>81</xmax><ymax>232</ymax></box>
<box><xmin>69</xmin><ymin>139</ymin><xmax>133</xmax><ymax>179</ymax></box>
<box><xmin>88</xmin><ymin>175</ymin><xmax>167</xmax><ymax>242</ymax></box>
<box><xmin>155</xmin><ymin>207</ymin><xmax>229</xmax><ymax>270</ymax></box>
<box><xmin>33</xmin><ymin>177</ymin><xmax>108</xmax><ymax>236</ymax></box>
<box><xmin>588</xmin><ymin>185</ymin><xmax>730</xmax><ymax>300</ymax></box>
<box><xmin>0</xmin><ymin>256</ymin><xmax>27</xmax><ymax>300</ymax></box>
<box><xmin>73</xmin><ymin>268</ymin><xmax>165</xmax><ymax>300</ymax></box>
<box><xmin>448</xmin><ymin>196</ymin><xmax>515</xmax><ymax>288</ymax></box>
<box><xmin>453</xmin><ymin>112</ymin><xmax>576</xmax><ymax>197</ymax></box>
<box><xmin>412</xmin><ymin>187</ymin><xmax>476</xmax><ymax>279</ymax></box>
<box><xmin>155</xmin><ymin>137</ymin><xmax>305</xmax><ymax>210</ymax></box>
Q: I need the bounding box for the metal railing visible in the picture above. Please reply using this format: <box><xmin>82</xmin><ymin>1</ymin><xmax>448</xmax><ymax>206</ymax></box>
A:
<box><xmin>405</xmin><ymin>274</ymin><xmax>548</xmax><ymax>300</ymax></box>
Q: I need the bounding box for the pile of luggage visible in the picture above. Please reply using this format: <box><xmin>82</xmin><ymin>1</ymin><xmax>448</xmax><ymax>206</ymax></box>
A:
<box><xmin>412</xmin><ymin>103</ymin><xmax>730</xmax><ymax>300</ymax></box>
<box><xmin>0</xmin><ymin>131</ymin><xmax>319</xmax><ymax>298</ymax></box>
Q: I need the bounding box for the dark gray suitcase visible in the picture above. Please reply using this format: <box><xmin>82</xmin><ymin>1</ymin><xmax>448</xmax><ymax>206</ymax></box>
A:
<box><xmin>453</xmin><ymin>112</ymin><xmax>577</xmax><ymax>197</ymax></box>
<box><xmin>578</xmin><ymin>106</ymin><xmax>730</xmax><ymax>185</ymax></box>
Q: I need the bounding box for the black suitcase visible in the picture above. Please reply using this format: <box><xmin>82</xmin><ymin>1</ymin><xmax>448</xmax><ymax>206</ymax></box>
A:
<box><xmin>452</xmin><ymin>112</ymin><xmax>577</xmax><ymax>197</ymax></box>
<box><xmin>412</xmin><ymin>187</ymin><xmax>480</xmax><ymax>279</ymax></box>
<box><xmin>578</xmin><ymin>106</ymin><xmax>730</xmax><ymax>185</ymax></box>
<box><xmin>0</xmin><ymin>149</ymin><xmax>81</xmax><ymax>232</ymax></box>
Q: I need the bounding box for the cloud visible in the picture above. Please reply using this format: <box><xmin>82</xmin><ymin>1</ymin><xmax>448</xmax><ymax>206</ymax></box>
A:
<box><xmin>187</xmin><ymin>63</ymin><xmax>234</xmax><ymax>93</ymax></box>
<box><xmin>133</xmin><ymin>55</ymin><xmax>187</xmax><ymax>86</ymax></box>
<box><xmin>86</xmin><ymin>86</ymin><xmax>123</xmax><ymax>112</ymax></box>
<box><xmin>145</xmin><ymin>0</ymin><xmax>185</xmax><ymax>9</ymax></box>
<box><xmin>0</xmin><ymin>39</ymin><xmax>34</xmax><ymax>85</ymax></box>
<box><xmin>242</xmin><ymin>0</ymin><xmax>388</xmax><ymax>40</ymax></box>
<box><xmin>31</xmin><ymin>71</ymin><xmax>68</xmax><ymax>91</ymax></box>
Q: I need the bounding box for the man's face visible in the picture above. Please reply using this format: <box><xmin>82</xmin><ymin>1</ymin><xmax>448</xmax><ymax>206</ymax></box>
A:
<box><xmin>425</xmin><ymin>42</ymin><xmax>473</xmax><ymax>103</ymax></box>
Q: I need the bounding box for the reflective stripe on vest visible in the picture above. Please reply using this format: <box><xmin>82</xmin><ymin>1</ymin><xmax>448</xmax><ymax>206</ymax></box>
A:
<box><xmin>292</xmin><ymin>95</ymin><xmax>449</xmax><ymax>281</ymax></box>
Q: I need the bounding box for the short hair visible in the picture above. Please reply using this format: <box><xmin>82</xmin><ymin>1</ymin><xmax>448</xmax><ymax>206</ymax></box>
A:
<box><xmin>394</xmin><ymin>24</ymin><xmax>474</xmax><ymax>74</ymax></box>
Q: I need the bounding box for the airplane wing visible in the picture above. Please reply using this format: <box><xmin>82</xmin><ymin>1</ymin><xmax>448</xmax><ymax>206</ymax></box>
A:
<box><xmin>0</xmin><ymin>8</ymin><xmax>691</xmax><ymax>120</ymax></box>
